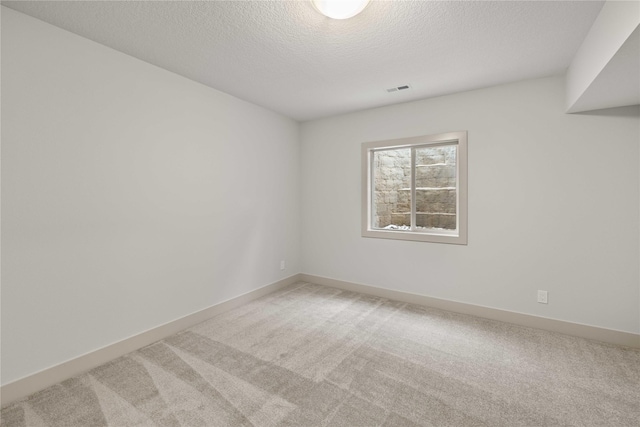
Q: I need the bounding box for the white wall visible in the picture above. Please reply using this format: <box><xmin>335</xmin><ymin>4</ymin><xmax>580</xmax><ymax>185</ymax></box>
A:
<box><xmin>1</xmin><ymin>7</ymin><xmax>300</xmax><ymax>384</ymax></box>
<box><xmin>300</xmin><ymin>76</ymin><xmax>640</xmax><ymax>334</ymax></box>
<box><xmin>566</xmin><ymin>0</ymin><xmax>640</xmax><ymax>112</ymax></box>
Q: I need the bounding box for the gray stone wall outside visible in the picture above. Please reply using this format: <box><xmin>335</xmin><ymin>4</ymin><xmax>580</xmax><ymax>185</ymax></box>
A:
<box><xmin>373</xmin><ymin>145</ymin><xmax>457</xmax><ymax>230</ymax></box>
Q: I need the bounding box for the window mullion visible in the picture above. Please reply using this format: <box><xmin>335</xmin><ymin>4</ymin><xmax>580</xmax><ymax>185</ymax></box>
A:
<box><xmin>411</xmin><ymin>147</ymin><xmax>416</xmax><ymax>232</ymax></box>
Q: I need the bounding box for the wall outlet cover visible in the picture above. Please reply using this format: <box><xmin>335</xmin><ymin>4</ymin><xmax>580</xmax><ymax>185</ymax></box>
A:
<box><xmin>537</xmin><ymin>290</ymin><xmax>548</xmax><ymax>304</ymax></box>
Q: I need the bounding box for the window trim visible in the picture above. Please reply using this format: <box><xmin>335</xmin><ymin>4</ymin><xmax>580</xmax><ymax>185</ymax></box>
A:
<box><xmin>361</xmin><ymin>131</ymin><xmax>468</xmax><ymax>245</ymax></box>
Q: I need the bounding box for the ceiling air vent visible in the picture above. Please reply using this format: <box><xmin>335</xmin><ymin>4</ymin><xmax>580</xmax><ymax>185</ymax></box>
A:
<box><xmin>386</xmin><ymin>84</ymin><xmax>412</xmax><ymax>93</ymax></box>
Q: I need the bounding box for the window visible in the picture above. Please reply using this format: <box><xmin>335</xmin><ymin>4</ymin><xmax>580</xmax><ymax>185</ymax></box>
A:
<box><xmin>362</xmin><ymin>131</ymin><xmax>467</xmax><ymax>244</ymax></box>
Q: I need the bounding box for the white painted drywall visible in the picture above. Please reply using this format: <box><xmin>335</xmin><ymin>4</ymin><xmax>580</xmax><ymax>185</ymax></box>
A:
<box><xmin>1</xmin><ymin>7</ymin><xmax>300</xmax><ymax>384</ymax></box>
<box><xmin>566</xmin><ymin>0</ymin><xmax>640</xmax><ymax>112</ymax></box>
<box><xmin>300</xmin><ymin>76</ymin><xmax>640</xmax><ymax>334</ymax></box>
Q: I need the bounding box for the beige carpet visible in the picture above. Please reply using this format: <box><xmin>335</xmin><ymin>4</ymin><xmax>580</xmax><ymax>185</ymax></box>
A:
<box><xmin>1</xmin><ymin>282</ymin><xmax>639</xmax><ymax>426</ymax></box>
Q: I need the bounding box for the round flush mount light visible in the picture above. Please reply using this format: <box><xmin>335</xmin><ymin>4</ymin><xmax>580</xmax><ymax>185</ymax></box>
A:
<box><xmin>311</xmin><ymin>0</ymin><xmax>370</xmax><ymax>20</ymax></box>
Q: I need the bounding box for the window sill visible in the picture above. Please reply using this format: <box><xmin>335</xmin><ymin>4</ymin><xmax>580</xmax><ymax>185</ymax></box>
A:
<box><xmin>362</xmin><ymin>228</ymin><xmax>467</xmax><ymax>245</ymax></box>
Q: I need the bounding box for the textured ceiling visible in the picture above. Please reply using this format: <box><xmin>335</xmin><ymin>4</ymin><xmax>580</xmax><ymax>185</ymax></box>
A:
<box><xmin>2</xmin><ymin>0</ymin><xmax>604</xmax><ymax>121</ymax></box>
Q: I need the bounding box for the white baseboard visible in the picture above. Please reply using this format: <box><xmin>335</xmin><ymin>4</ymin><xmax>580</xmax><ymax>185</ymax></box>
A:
<box><xmin>4</xmin><ymin>272</ymin><xmax>638</xmax><ymax>407</ymax></box>
<box><xmin>0</xmin><ymin>274</ymin><xmax>302</xmax><ymax>408</ymax></box>
<box><xmin>299</xmin><ymin>274</ymin><xmax>640</xmax><ymax>349</ymax></box>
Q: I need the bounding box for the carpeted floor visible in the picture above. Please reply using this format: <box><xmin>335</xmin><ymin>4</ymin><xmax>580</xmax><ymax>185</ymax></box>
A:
<box><xmin>1</xmin><ymin>282</ymin><xmax>639</xmax><ymax>426</ymax></box>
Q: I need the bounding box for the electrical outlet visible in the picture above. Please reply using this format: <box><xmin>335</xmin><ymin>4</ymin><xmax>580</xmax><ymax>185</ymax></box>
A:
<box><xmin>537</xmin><ymin>290</ymin><xmax>548</xmax><ymax>304</ymax></box>
<box><xmin>280</xmin><ymin>260</ymin><xmax>285</xmax><ymax>270</ymax></box>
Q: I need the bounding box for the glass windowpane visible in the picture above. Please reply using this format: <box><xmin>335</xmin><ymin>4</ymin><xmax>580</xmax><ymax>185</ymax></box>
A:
<box><xmin>372</xmin><ymin>148</ymin><xmax>411</xmax><ymax>230</ymax></box>
<box><xmin>414</xmin><ymin>145</ymin><xmax>457</xmax><ymax>230</ymax></box>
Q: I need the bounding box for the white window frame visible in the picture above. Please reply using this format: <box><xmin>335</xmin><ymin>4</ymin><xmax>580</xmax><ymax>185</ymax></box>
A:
<box><xmin>361</xmin><ymin>131</ymin><xmax>468</xmax><ymax>245</ymax></box>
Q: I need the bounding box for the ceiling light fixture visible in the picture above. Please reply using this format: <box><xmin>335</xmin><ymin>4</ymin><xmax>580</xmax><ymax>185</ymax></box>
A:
<box><xmin>311</xmin><ymin>0</ymin><xmax>370</xmax><ymax>20</ymax></box>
